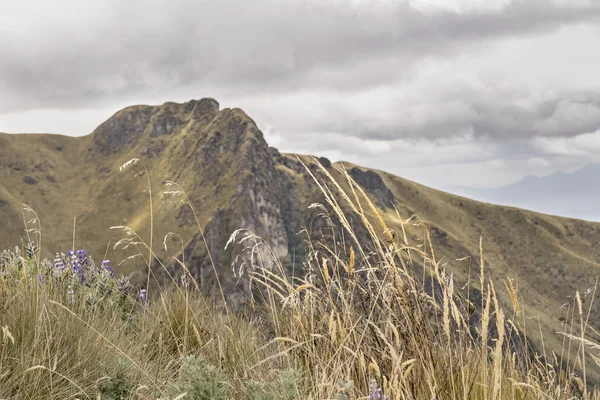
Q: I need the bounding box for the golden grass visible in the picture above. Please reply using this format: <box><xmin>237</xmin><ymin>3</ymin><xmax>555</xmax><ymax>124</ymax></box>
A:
<box><xmin>1</xmin><ymin>156</ymin><xmax>600</xmax><ymax>399</ymax></box>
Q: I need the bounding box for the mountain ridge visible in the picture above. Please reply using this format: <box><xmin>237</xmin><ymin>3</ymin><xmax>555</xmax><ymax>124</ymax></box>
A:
<box><xmin>451</xmin><ymin>163</ymin><xmax>600</xmax><ymax>221</ymax></box>
<box><xmin>2</xmin><ymin>98</ymin><xmax>600</xmax><ymax>380</ymax></box>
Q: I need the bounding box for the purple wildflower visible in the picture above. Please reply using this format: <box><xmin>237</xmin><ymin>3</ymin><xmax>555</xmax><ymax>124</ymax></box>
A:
<box><xmin>54</xmin><ymin>254</ymin><xmax>66</xmax><ymax>274</ymax></box>
<box><xmin>139</xmin><ymin>289</ymin><xmax>148</xmax><ymax>307</ymax></box>
<box><xmin>76</xmin><ymin>249</ymin><xmax>88</xmax><ymax>267</ymax></box>
<box><xmin>102</xmin><ymin>260</ymin><xmax>114</xmax><ymax>278</ymax></box>
<box><xmin>369</xmin><ymin>379</ymin><xmax>387</xmax><ymax>400</ymax></box>
<box><xmin>71</xmin><ymin>258</ymin><xmax>85</xmax><ymax>283</ymax></box>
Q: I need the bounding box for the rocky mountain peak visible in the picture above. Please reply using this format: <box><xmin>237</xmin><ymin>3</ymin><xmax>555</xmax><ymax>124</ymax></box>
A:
<box><xmin>192</xmin><ymin>98</ymin><xmax>220</xmax><ymax>114</ymax></box>
<box><xmin>91</xmin><ymin>98</ymin><xmax>225</xmax><ymax>156</ymax></box>
<box><xmin>91</xmin><ymin>105</ymin><xmax>156</xmax><ymax>155</ymax></box>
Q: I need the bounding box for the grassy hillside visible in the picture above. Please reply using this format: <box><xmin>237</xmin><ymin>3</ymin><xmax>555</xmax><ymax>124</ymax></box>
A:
<box><xmin>0</xmin><ymin>167</ymin><xmax>598</xmax><ymax>399</ymax></box>
<box><xmin>1</xmin><ymin>98</ymin><xmax>600</xmax><ymax>386</ymax></box>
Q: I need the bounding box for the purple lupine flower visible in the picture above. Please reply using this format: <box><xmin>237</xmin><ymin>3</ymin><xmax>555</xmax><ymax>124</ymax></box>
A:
<box><xmin>71</xmin><ymin>258</ymin><xmax>85</xmax><ymax>283</ymax></box>
<box><xmin>71</xmin><ymin>258</ymin><xmax>81</xmax><ymax>272</ymax></box>
<box><xmin>369</xmin><ymin>388</ymin><xmax>384</xmax><ymax>400</ymax></box>
<box><xmin>76</xmin><ymin>249</ymin><xmax>88</xmax><ymax>267</ymax></box>
<box><xmin>54</xmin><ymin>254</ymin><xmax>66</xmax><ymax>274</ymax></box>
<box><xmin>68</xmin><ymin>250</ymin><xmax>76</xmax><ymax>266</ymax></box>
<box><xmin>369</xmin><ymin>379</ymin><xmax>387</xmax><ymax>400</ymax></box>
<box><xmin>139</xmin><ymin>289</ymin><xmax>148</xmax><ymax>307</ymax></box>
<box><xmin>102</xmin><ymin>260</ymin><xmax>114</xmax><ymax>278</ymax></box>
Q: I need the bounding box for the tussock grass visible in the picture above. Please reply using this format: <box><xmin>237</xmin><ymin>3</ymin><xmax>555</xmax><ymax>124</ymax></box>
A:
<box><xmin>0</xmin><ymin>159</ymin><xmax>599</xmax><ymax>399</ymax></box>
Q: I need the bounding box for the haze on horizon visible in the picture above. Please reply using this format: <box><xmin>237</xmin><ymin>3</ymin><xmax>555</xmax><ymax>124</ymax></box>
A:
<box><xmin>1</xmin><ymin>0</ymin><xmax>600</xmax><ymax>192</ymax></box>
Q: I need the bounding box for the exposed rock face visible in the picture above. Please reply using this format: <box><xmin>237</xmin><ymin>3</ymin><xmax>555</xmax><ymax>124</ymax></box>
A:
<box><xmin>349</xmin><ymin>167</ymin><xmax>395</xmax><ymax>207</ymax></box>
<box><xmin>151</xmin><ymin>114</ymin><xmax>179</xmax><ymax>136</ymax></box>
<box><xmin>91</xmin><ymin>98</ymin><xmax>220</xmax><ymax>155</ymax></box>
<box><xmin>318</xmin><ymin>157</ymin><xmax>332</xmax><ymax>169</ymax></box>
<box><xmin>118</xmin><ymin>102</ymin><xmax>306</xmax><ymax>294</ymax></box>
<box><xmin>429</xmin><ymin>226</ymin><xmax>448</xmax><ymax>243</ymax></box>
<box><xmin>92</xmin><ymin>106</ymin><xmax>155</xmax><ymax>155</ymax></box>
<box><xmin>192</xmin><ymin>98</ymin><xmax>220</xmax><ymax>121</ymax></box>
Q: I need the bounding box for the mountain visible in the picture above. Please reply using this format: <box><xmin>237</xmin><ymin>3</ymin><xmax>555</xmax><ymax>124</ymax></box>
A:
<box><xmin>450</xmin><ymin>164</ymin><xmax>600</xmax><ymax>221</ymax></box>
<box><xmin>2</xmin><ymin>98</ymin><xmax>600</xmax><ymax>380</ymax></box>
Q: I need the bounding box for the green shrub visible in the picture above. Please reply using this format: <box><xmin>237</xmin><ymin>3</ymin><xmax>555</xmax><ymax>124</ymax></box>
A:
<box><xmin>244</xmin><ymin>369</ymin><xmax>300</xmax><ymax>400</ymax></box>
<box><xmin>167</xmin><ymin>355</ymin><xmax>229</xmax><ymax>400</ymax></box>
<box><xmin>245</xmin><ymin>380</ymin><xmax>271</xmax><ymax>400</ymax></box>
<box><xmin>98</xmin><ymin>359</ymin><xmax>135</xmax><ymax>400</ymax></box>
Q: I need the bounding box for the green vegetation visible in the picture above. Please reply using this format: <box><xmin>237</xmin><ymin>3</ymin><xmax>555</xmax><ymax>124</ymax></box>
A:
<box><xmin>1</xmin><ymin>162</ymin><xmax>599</xmax><ymax>399</ymax></box>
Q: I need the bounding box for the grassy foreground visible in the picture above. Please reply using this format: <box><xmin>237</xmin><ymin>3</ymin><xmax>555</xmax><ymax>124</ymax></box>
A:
<box><xmin>0</xmin><ymin>162</ymin><xmax>598</xmax><ymax>399</ymax></box>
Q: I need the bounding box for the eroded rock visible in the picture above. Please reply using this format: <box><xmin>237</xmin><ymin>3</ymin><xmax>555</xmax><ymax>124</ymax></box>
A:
<box><xmin>349</xmin><ymin>167</ymin><xmax>395</xmax><ymax>207</ymax></box>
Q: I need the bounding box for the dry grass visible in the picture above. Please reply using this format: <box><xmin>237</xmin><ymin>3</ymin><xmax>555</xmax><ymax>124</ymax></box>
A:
<box><xmin>227</xmin><ymin>160</ymin><xmax>600</xmax><ymax>399</ymax></box>
<box><xmin>1</xmin><ymin>158</ymin><xmax>600</xmax><ymax>399</ymax></box>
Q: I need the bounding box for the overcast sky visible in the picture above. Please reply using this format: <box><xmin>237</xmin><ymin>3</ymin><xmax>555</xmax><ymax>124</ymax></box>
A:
<box><xmin>1</xmin><ymin>0</ymin><xmax>600</xmax><ymax>189</ymax></box>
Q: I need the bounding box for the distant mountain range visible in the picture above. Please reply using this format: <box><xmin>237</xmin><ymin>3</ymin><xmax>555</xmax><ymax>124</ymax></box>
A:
<box><xmin>449</xmin><ymin>164</ymin><xmax>600</xmax><ymax>222</ymax></box>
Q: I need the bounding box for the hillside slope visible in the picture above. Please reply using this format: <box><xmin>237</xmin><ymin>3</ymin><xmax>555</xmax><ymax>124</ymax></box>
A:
<box><xmin>1</xmin><ymin>98</ymin><xmax>600</xmax><ymax>380</ymax></box>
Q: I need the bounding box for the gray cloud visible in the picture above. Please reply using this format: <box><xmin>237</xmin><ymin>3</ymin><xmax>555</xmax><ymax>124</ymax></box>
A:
<box><xmin>1</xmin><ymin>0</ymin><xmax>600</xmax><ymax>113</ymax></box>
<box><xmin>237</xmin><ymin>82</ymin><xmax>600</xmax><ymax>144</ymax></box>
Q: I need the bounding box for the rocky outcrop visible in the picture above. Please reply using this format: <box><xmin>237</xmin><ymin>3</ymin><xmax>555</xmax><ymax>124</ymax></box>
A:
<box><xmin>317</xmin><ymin>157</ymin><xmax>332</xmax><ymax>169</ymax></box>
<box><xmin>429</xmin><ymin>226</ymin><xmax>448</xmax><ymax>243</ymax></box>
<box><xmin>140</xmin><ymin>101</ymin><xmax>307</xmax><ymax>292</ymax></box>
<box><xmin>151</xmin><ymin>114</ymin><xmax>179</xmax><ymax>136</ymax></box>
<box><xmin>92</xmin><ymin>106</ymin><xmax>155</xmax><ymax>155</ymax></box>
<box><xmin>191</xmin><ymin>98</ymin><xmax>220</xmax><ymax>122</ymax></box>
<box><xmin>23</xmin><ymin>176</ymin><xmax>37</xmax><ymax>185</ymax></box>
<box><xmin>349</xmin><ymin>167</ymin><xmax>395</xmax><ymax>207</ymax></box>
